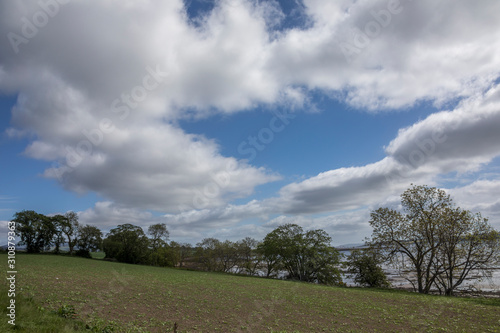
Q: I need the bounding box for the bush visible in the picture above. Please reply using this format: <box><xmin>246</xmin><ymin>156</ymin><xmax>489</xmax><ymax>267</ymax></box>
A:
<box><xmin>75</xmin><ymin>249</ymin><xmax>91</xmax><ymax>258</ymax></box>
<box><xmin>345</xmin><ymin>249</ymin><xmax>389</xmax><ymax>288</ymax></box>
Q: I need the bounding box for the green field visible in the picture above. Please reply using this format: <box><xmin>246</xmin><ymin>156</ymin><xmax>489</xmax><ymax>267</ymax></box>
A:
<box><xmin>1</xmin><ymin>254</ymin><xmax>499</xmax><ymax>332</ymax></box>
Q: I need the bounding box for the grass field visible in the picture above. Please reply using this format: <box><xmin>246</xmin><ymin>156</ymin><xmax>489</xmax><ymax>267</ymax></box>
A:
<box><xmin>1</xmin><ymin>254</ymin><xmax>499</xmax><ymax>332</ymax></box>
<box><xmin>90</xmin><ymin>252</ymin><xmax>106</xmax><ymax>260</ymax></box>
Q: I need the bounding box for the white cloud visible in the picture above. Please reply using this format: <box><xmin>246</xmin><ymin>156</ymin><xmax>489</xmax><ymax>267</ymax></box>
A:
<box><xmin>78</xmin><ymin>202</ymin><xmax>159</xmax><ymax>232</ymax></box>
<box><xmin>2</xmin><ymin>0</ymin><xmax>499</xmax><ymax>115</ymax></box>
<box><xmin>158</xmin><ymin>85</ymin><xmax>500</xmax><ymax>243</ymax></box>
<box><xmin>275</xmin><ymin>85</ymin><xmax>500</xmax><ymax>215</ymax></box>
<box><xmin>386</xmin><ymin>85</ymin><xmax>500</xmax><ymax>173</ymax></box>
<box><xmin>40</xmin><ymin>122</ymin><xmax>279</xmax><ymax>212</ymax></box>
<box><xmin>2</xmin><ymin>0</ymin><xmax>500</xmax><ymax>243</ymax></box>
<box><xmin>447</xmin><ymin>179</ymin><xmax>500</xmax><ymax>231</ymax></box>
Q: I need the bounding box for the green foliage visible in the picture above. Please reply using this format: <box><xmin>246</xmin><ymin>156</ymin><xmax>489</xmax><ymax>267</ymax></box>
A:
<box><xmin>344</xmin><ymin>249</ymin><xmax>389</xmax><ymax>288</ymax></box>
<box><xmin>50</xmin><ymin>214</ymin><xmax>66</xmax><ymax>254</ymax></box>
<box><xmin>149</xmin><ymin>244</ymin><xmax>179</xmax><ymax>267</ymax></box>
<box><xmin>196</xmin><ymin>238</ymin><xmax>238</xmax><ymax>272</ymax></box>
<box><xmin>59</xmin><ymin>211</ymin><xmax>80</xmax><ymax>255</ymax></box>
<box><xmin>74</xmin><ymin>249</ymin><xmax>92</xmax><ymax>258</ymax></box>
<box><xmin>236</xmin><ymin>237</ymin><xmax>261</xmax><ymax>275</ymax></box>
<box><xmin>13</xmin><ymin>210</ymin><xmax>57</xmax><ymax>253</ymax></box>
<box><xmin>194</xmin><ymin>237</ymin><xmax>262</xmax><ymax>275</ymax></box>
<box><xmin>54</xmin><ymin>304</ymin><xmax>77</xmax><ymax>319</ymax></box>
<box><xmin>77</xmin><ymin>224</ymin><xmax>103</xmax><ymax>253</ymax></box>
<box><xmin>103</xmin><ymin>224</ymin><xmax>150</xmax><ymax>264</ymax></box>
<box><xmin>259</xmin><ymin>224</ymin><xmax>342</xmax><ymax>285</ymax></box>
<box><xmin>147</xmin><ymin>223</ymin><xmax>169</xmax><ymax>251</ymax></box>
<box><xmin>169</xmin><ymin>241</ymin><xmax>192</xmax><ymax>268</ymax></box>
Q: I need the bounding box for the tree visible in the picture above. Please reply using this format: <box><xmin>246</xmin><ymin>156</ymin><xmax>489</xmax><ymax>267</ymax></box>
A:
<box><xmin>344</xmin><ymin>249</ymin><xmax>389</xmax><ymax>288</ymax></box>
<box><xmin>195</xmin><ymin>238</ymin><xmax>239</xmax><ymax>273</ymax></box>
<box><xmin>50</xmin><ymin>211</ymin><xmax>80</xmax><ymax>255</ymax></box>
<box><xmin>236</xmin><ymin>237</ymin><xmax>261</xmax><ymax>276</ymax></box>
<box><xmin>13</xmin><ymin>210</ymin><xmax>57</xmax><ymax>253</ymax></box>
<box><xmin>368</xmin><ymin>184</ymin><xmax>500</xmax><ymax>295</ymax></box>
<box><xmin>433</xmin><ymin>211</ymin><xmax>500</xmax><ymax>295</ymax></box>
<box><xmin>177</xmin><ymin>242</ymin><xmax>193</xmax><ymax>268</ymax></box>
<box><xmin>147</xmin><ymin>223</ymin><xmax>169</xmax><ymax>251</ymax></box>
<box><xmin>149</xmin><ymin>244</ymin><xmax>179</xmax><ymax>267</ymax></box>
<box><xmin>103</xmin><ymin>224</ymin><xmax>149</xmax><ymax>264</ymax></box>
<box><xmin>77</xmin><ymin>225</ymin><xmax>103</xmax><ymax>257</ymax></box>
<box><xmin>61</xmin><ymin>211</ymin><xmax>80</xmax><ymax>255</ymax></box>
<box><xmin>196</xmin><ymin>238</ymin><xmax>222</xmax><ymax>271</ymax></box>
<box><xmin>50</xmin><ymin>215</ymin><xmax>67</xmax><ymax>254</ymax></box>
<box><xmin>260</xmin><ymin>224</ymin><xmax>342</xmax><ymax>285</ymax></box>
<box><xmin>257</xmin><ymin>237</ymin><xmax>282</xmax><ymax>278</ymax></box>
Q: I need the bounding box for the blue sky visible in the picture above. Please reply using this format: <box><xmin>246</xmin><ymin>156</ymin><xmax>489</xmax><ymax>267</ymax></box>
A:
<box><xmin>1</xmin><ymin>0</ymin><xmax>500</xmax><ymax>245</ymax></box>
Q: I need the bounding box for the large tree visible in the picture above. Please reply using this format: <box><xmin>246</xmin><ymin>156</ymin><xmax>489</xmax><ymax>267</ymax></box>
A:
<box><xmin>61</xmin><ymin>211</ymin><xmax>80</xmax><ymax>255</ymax></box>
<box><xmin>103</xmin><ymin>224</ymin><xmax>149</xmax><ymax>264</ymax></box>
<box><xmin>50</xmin><ymin>214</ymin><xmax>67</xmax><ymax>254</ymax></box>
<box><xmin>13</xmin><ymin>210</ymin><xmax>57</xmax><ymax>253</ymax></box>
<box><xmin>236</xmin><ymin>237</ymin><xmax>261</xmax><ymax>276</ymax></box>
<box><xmin>259</xmin><ymin>224</ymin><xmax>342</xmax><ymax>285</ymax></box>
<box><xmin>433</xmin><ymin>211</ymin><xmax>500</xmax><ymax>295</ymax></box>
<box><xmin>147</xmin><ymin>223</ymin><xmax>169</xmax><ymax>251</ymax></box>
<box><xmin>368</xmin><ymin>184</ymin><xmax>500</xmax><ymax>295</ymax></box>
<box><xmin>50</xmin><ymin>211</ymin><xmax>80</xmax><ymax>255</ymax></box>
<box><xmin>77</xmin><ymin>225</ymin><xmax>103</xmax><ymax>255</ymax></box>
<box><xmin>344</xmin><ymin>248</ymin><xmax>389</xmax><ymax>288</ymax></box>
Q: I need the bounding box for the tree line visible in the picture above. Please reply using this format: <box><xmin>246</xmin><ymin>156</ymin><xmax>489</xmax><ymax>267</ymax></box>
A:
<box><xmin>10</xmin><ymin>210</ymin><xmax>344</xmax><ymax>285</ymax></box>
<box><xmin>11</xmin><ymin>210</ymin><xmax>102</xmax><ymax>257</ymax></box>
<box><xmin>101</xmin><ymin>222</ymin><xmax>344</xmax><ymax>286</ymax></box>
<box><xmin>10</xmin><ymin>185</ymin><xmax>500</xmax><ymax>295</ymax></box>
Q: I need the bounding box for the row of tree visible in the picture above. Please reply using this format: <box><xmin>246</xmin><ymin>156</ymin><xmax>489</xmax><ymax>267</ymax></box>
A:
<box><xmin>194</xmin><ymin>224</ymin><xmax>343</xmax><ymax>285</ymax></box>
<box><xmin>12</xmin><ymin>210</ymin><xmax>102</xmax><ymax>257</ymax></box>
<box><xmin>102</xmin><ymin>223</ymin><xmax>190</xmax><ymax>267</ymax></box>
<box><xmin>11</xmin><ymin>209</ymin><xmax>344</xmax><ymax>285</ymax></box>
<box><xmin>10</xmin><ymin>185</ymin><xmax>500</xmax><ymax>295</ymax></box>
<box><xmin>100</xmin><ymin>222</ymin><xmax>344</xmax><ymax>285</ymax></box>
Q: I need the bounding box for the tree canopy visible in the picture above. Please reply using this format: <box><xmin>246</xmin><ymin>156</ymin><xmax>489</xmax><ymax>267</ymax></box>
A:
<box><xmin>259</xmin><ymin>223</ymin><xmax>342</xmax><ymax>285</ymax></box>
<box><xmin>368</xmin><ymin>184</ymin><xmax>500</xmax><ymax>295</ymax></box>
<box><xmin>13</xmin><ymin>210</ymin><xmax>57</xmax><ymax>253</ymax></box>
<box><xmin>102</xmin><ymin>224</ymin><xmax>149</xmax><ymax>264</ymax></box>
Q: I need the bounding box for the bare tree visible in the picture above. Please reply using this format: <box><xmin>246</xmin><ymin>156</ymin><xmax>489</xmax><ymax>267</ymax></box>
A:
<box><xmin>369</xmin><ymin>184</ymin><xmax>500</xmax><ymax>295</ymax></box>
<box><xmin>433</xmin><ymin>211</ymin><xmax>500</xmax><ymax>295</ymax></box>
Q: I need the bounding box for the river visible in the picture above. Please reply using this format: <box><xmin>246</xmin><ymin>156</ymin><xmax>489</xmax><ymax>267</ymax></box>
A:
<box><xmin>338</xmin><ymin>250</ymin><xmax>500</xmax><ymax>292</ymax></box>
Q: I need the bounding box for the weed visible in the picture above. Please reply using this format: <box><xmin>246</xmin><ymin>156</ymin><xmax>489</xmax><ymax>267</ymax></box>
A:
<box><xmin>54</xmin><ymin>304</ymin><xmax>77</xmax><ymax>319</ymax></box>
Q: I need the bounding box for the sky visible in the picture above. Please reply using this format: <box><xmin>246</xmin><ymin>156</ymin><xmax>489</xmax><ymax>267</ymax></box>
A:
<box><xmin>1</xmin><ymin>0</ymin><xmax>500</xmax><ymax>246</ymax></box>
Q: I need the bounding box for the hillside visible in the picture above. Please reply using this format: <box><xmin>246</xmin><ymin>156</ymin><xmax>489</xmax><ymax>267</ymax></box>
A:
<box><xmin>2</xmin><ymin>254</ymin><xmax>499</xmax><ymax>332</ymax></box>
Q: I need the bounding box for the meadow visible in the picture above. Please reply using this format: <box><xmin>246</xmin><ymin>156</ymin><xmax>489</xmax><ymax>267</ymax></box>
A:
<box><xmin>1</xmin><ymin>254</ymin><xmax>499</xmax><ymax>332</ymax></box>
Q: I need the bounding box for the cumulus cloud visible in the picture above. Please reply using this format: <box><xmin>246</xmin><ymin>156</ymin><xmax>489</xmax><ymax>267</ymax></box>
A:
<box><xmin>386</xmin><ymin>85</ymin><xmax>500</xmax><ymax>173</ymax></box>
<box><xmin>2</xmin><ymin>0</ymin><xmax>500</xmax><ymax>243</ymax></box>
<box><xmin>276</xmin><ymin>85</ymin><xmax>500</xmax><ymax>215</ymax></box>
<box><xmin>447</xmin><ymin>179</ymin><xmax>500</xmax><ymax>230</ymax></box>
<box><xmin>158</xmin><ymin>84</ymin><xmax>500</xmax><ymax>243</ymax></box>
<box><xmin>1</xmin><ymin>1</ymin><xmax>281</xmax><ymax>213</ymax></box>
<box><xmin>268</xmin><ymin>0</ymin><xmax>500</xmax><ymax>109</ymax></box>
<box><xmin>78</xmin><ymin>202</ymin><xmax>160</xmax><ymax>231</ymax></box>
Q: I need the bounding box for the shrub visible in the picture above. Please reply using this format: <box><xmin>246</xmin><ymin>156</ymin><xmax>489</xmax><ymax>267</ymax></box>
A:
<box><xmin>345</xmin><ymin>249</ymin><xmax>389</xmax><ymax>288</ymax></box>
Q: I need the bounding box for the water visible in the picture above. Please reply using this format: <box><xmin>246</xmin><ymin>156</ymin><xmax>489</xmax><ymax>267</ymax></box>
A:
<box><xmin>338</xmin><ymin>249</ymin><xmax>500</xmax><ymax>292</ymax></box>
<box><xmin>382</xmin><ymin>268</ymin><xmax>500</xmax><ymax>292</ymax></box>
